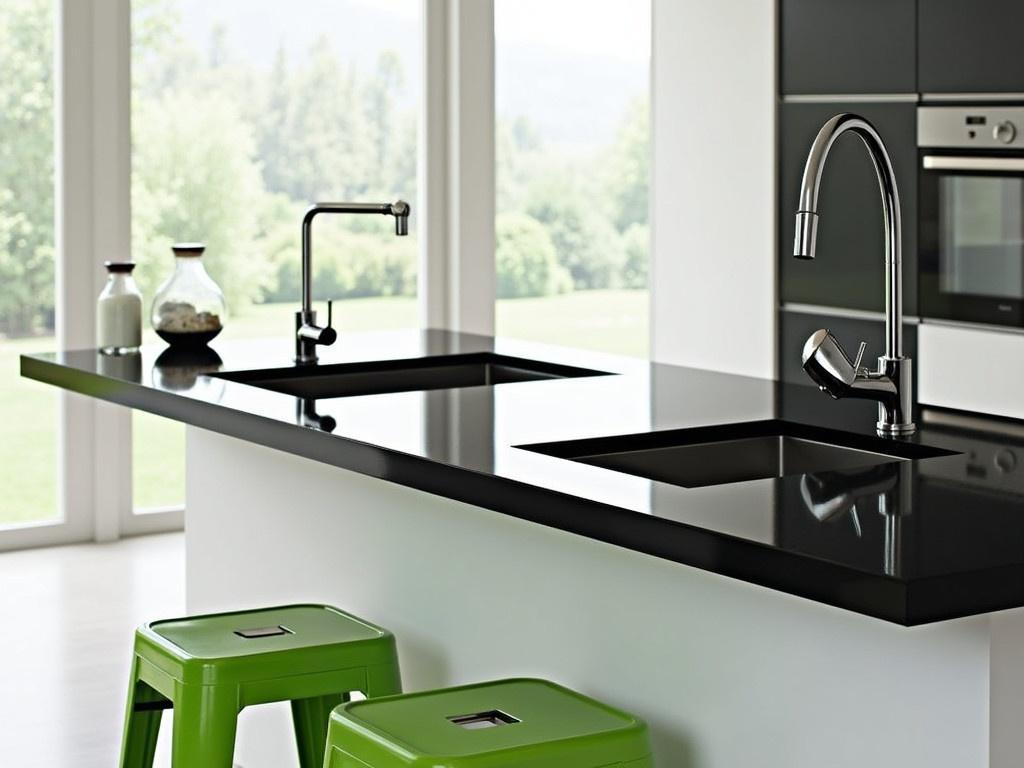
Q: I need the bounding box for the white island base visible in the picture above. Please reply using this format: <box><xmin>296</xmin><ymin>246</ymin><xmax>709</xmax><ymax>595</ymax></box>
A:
<box><xmin>184</xmin><ymin>427</ymin><xmax>1024</xmax><ymax>768</ymax></box>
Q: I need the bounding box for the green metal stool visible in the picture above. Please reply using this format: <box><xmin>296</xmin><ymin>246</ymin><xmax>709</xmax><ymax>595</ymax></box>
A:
<box><xmin>323</xmin><ymin>678</ymin><xmax>653</xmax><ymax>767</ymax></box>
<box><xmin>118</xmin><ymin>603</ymin><xmax>401</xmax><ymax>768</ymax></box>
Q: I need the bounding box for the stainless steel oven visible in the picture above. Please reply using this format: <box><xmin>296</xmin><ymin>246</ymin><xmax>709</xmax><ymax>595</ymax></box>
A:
<box><xmin>919</xmin><ymin>106</ymin><xmax>1024</xmax><ymax>328</ymax></box>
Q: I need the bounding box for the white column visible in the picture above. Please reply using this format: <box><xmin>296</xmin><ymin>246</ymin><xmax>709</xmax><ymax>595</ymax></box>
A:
<box><xmin>419</xmin><ymin>0</ymin><xmax>496</xmax><ymax>336</ymax></box>
<box><xmin>57</xmin><ymin>0</ymin><xmax>132</xmax><ymax>543</ymax></box>
<box><xmin>649</xmin><ymin>0</ymin><xmax>777</xmax><ymax>378</ymax></box>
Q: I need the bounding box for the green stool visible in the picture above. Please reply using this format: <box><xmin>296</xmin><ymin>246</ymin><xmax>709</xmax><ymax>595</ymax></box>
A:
<box><xmin>118</xmin><ymin>603</ymin><xmax>401</xmax><ymax>768</ymax></box>
<box><xmin>323</xmin><ymin>678</ymin><xmax>653</xmax><ymax>767</ymax></box>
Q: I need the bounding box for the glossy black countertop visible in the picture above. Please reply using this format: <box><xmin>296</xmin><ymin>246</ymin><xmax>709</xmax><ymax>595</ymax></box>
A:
<box><xmin>21</xmin><ymin>329</ymin><xmax>1024</xmax><ymax>625</ymax></box>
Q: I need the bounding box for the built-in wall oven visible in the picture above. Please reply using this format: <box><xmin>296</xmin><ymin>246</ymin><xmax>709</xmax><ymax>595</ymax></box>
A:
<box><xmin>919</xmin><ymin>106</ymin><xmax>1024</xmax><ymax>328</ymax></box>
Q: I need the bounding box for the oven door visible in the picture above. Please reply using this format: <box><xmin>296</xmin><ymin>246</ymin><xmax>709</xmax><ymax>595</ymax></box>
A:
<box><xmin>920</xmin><ymin>152</ymin><xmax>1024</xmax><ymax>327</ymax></box>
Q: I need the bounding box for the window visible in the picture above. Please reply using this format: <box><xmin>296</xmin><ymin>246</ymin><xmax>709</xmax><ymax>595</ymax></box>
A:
<box><xmin>129</xmin><ymin>0</ymin><xmax>422</xmax><ymax>510</ymax></box>
<box><xmin>0</xmin><ymin>0</ymin><xmax>57</xmax><ymax>529</ymax></box>
<box><xmin>494</xmin><ymin>0</ymin><xmax>650</xmax><ymax>357</ymax></box>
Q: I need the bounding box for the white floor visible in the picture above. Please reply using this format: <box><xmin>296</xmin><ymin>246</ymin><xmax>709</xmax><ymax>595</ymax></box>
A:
<box><xmin>0</xmin><ymin>533</ymin><xmax>185</xmax><ymax>768</ymax></box>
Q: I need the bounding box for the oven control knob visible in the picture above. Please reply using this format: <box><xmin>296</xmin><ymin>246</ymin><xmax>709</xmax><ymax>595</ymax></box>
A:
<box><xmin>994</xmin><ymin>121</ymin><xmax>1017</xmax><ymax>144</ymax></box>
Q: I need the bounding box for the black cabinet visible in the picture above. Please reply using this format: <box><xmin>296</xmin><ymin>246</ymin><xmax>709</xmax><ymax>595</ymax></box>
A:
<box><xmin>779</xmin><ymin>102</ymin><xmax>917</xmax><ymax>314</ymax></box>
<box><xmin>778</xmin><ymin>309</ymin><xmax>918</xmax><ymax>388</ymax></box>
<box><xmin>919</xmin><ymin>0</ymin><xmax>1024</xmax><ymax>93</ymax></box>
<box><xmin>780</xmin><ymin>0</ymin><xmax>916</xmax><ymax>94</ymax></box>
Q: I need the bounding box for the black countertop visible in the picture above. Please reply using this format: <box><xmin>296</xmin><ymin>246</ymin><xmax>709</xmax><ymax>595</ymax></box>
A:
<box><xmin>21</xmin><ymin>329</ymin><xmax>1024</xmax><ymax>625</ymax></box>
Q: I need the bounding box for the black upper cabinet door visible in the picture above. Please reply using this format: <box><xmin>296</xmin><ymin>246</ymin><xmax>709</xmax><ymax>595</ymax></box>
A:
<box><xmin>781</xmin><ymin>0</ymin><xmax>917</xmax><ymax>94</ymax></box>
<box><xmin>919</xmin><ymin>0</ymin><xmax>1024</xmax><ymax>93</ymax></box>
<box><xmin>779</xmin><ymin>102</ymin><xmax>917</xmax><ymax>314</ymax></box>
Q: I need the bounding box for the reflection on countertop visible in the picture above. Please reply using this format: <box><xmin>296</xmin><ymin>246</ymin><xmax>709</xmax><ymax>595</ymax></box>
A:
<box><xmin>20</xmin><ymin>328</ymin><xmax>1024</xmax><ymax>625</ymax></box>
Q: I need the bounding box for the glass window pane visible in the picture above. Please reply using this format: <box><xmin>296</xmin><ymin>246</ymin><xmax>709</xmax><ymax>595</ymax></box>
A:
<box><xmin>130</xmin><ymin>0</ymin><xmax>422</xmax><ymax>510</ymax></box>
<box><xmin>495</xmin><ymin>0</ymin><xmax>650</xmax><ymax>358</ymax></box>
<box><xmin>0</xmin><ymin>0</ymin><xmax>57</xmax><ymax>528</ymax></box>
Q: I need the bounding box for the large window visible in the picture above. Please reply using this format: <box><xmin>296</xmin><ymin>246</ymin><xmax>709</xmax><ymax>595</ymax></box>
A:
<box><xmin>495</xmin><ymin>0</ymin><xmax>650</xmax><ymax>357</ymax></box>
<box><xmin>0</xmin><ymin>0</ymin><xmax>57</xmax><ymax>528</ymax></box>
<box><xmin>129</xmin><ymin>0</ymin><xmax>422</xmax><ymax>510</ymax></box>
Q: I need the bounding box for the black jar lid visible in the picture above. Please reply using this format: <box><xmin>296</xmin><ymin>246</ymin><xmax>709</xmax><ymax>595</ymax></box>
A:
<box><xmin>172</xmin><ymin>242</ymin><xmax>206</xmax><ymax>257</ymax></box>
<box><xmin>104</xmin><ymin>261</ymin><xmax>136</xmax><ymax>273</ymax></box>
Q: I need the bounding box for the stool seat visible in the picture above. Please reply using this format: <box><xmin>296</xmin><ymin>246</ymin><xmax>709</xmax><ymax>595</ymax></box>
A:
<box><xmin>119</xmin><ymin>603</ymin><xmax>401</xmax><ymax>768</ymax></box>
<box><xmin>325</xmin><ymin>678</ymin><xmax>653</xmax><ymax>768</ymax></box>
<box><xmin>142</xmin><ymin>604</ymin><xmax>394</xmax><ymax>686</ymax></box>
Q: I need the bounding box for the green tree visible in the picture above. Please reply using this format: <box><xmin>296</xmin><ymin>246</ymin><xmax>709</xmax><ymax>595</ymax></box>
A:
<box><xmin>132</xmin><ymin>91</ymin><xmax>275</xmax><ymax>313</ymax></box>
<box><xmin>526</xmin><ymin>178</ymin><xmax>626</xmax><ymax>290</ymax></box>
<box><xmin>605</xmin><ymin>97</ymin><xmax>650</xmax><ymax>233</ymax></box>
<box><xmin>258</xmin><ymin>46</ymin><xmax>294</xmax><ymax>197</ymax></box>
<box><xmin>620</xmin><ymin>223</ymin><xmax>648</xmax><ymax>289</ymax></box>
<box><xmin>496</xmin><ymin>213</ymin><xmax>571</xmax><ymax>299</ymax></box>
<box><xmin>366</xmin><ymin>51</ymin><xmax>403</xmax><ymax>182</ymax></box>
<box><xmin>0</xmin><ymin>0</ymin><xmax>55</xmax><ymax>336</ymax></box>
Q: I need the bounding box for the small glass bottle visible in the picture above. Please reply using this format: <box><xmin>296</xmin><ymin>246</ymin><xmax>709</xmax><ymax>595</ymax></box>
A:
<box><xmin>96</xmin><ymin>261</ymin><xmax>143</xmax><ymax>355</ymax></box>
<box><xmin>151</xmin><ymin>243</ymin><xmax>228</xmax><ymax>348</ymax></box>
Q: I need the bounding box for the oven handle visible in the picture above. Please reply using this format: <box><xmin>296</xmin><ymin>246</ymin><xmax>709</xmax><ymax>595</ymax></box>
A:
<box><xmin>922</xmin><ymin>155</ymin><xmax>1024</xmax><ymax>172</ymax></box>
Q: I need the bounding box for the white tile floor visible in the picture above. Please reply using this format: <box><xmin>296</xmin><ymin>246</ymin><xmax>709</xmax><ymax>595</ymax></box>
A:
<box><xmin>0</xmin><ymin>533</ymin><xmax>185</xmax><ymax>768</ymax></box>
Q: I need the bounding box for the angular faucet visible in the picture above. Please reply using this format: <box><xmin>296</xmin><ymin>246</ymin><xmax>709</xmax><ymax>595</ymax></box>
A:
<box><xmin>793</xmin><ymin>113</ymin><xmax>914</xmax><ymax>436</ymax></box>
<box><xmin>296</xmin><ymin>201</ymin><xmax>410</xmax><ymax>363</ymax></box>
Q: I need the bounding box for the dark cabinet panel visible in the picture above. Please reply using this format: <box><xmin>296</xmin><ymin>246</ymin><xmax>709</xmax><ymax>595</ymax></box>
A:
<box><xmin>778</xmin><ymin>309</ymin><xmax>918</xmax><ymax>388</ymax></box>
<box><xmin>919</xmin><ymin>0</ymin><xmax>1024</xmax><ymax>93</ymax></box>
<box><xmin>781</xmin><ymin>0</ymin><xmax>916</xmax><ymax>94</ymax></box>
<box><xmin>779</xmin><ymin>102</ymin><xmax>917</xmax><ymax>314</ymax></box>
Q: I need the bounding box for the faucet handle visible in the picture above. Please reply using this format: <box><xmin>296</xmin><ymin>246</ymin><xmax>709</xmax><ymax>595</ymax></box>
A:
<box><xmin>326</xmin><ymin>299</ymin><xmax>334</xmax><ymax>330</ymax></box>
<box><xmin>853</xmin><ymin>340</ymin><xmax>867</xmax><ymax>373</ymax></box>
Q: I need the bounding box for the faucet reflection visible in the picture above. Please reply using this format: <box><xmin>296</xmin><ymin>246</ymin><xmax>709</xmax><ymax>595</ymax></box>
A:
<box><xmin>799</xmin><ymin>461</ymin><xmax>912</xmax><ymax>577</ymax></box>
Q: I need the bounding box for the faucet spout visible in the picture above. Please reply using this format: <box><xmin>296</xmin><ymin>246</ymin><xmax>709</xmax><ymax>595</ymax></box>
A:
<box><xmin>793</xmin><ymin>114</ymin><xmax>914</xmax><ymax>436</ymax></box>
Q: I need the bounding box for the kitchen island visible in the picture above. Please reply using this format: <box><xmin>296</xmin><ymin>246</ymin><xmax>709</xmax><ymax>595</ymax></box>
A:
<box><xmin>22</xmin><ymin>330</ymin><xmax>1024</xmax><ymax>767</ymax></box>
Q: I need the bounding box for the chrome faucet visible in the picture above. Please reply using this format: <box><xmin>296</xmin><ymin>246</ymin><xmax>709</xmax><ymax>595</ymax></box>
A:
<box><xmin>295</xmin><ymin>201</ymin><xmax>410</xmax><ymax>363</ymax></box>
<box><xmin>794</xmin><ymin>113</ymin><xmax>915</xmax><ymax>436</ymax></box>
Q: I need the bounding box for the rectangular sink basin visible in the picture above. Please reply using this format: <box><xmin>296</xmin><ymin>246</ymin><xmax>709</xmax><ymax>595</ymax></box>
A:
<box><xmin>520</xmin><ymin>420</ymin><xmax>953</xmax><ymax>488</ymax></box>
<box><xmin>211</xmin><ymin>352</ymin><xmax>609</xmax><ymax>399</ymax></box>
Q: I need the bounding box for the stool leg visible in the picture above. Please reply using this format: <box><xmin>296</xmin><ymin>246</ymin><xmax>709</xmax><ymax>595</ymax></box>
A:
<box><xmin>170</xmin><ymin>684</ymin><xmax>238</xmax><ymax>768</ymax></box>
<box><xmin>365</xmin><ymin>662</ymin><xmax>402</xmax><ymax>697</ymax></box>
<box><xmin>119</xmin><ymin>659</ymin><xmax>167</xmax><ymax>768</ymax></box>
<box><xmin>291</xmin><ymin>693</ymin><xmax>347</xmax><ymax>768</ymax></box>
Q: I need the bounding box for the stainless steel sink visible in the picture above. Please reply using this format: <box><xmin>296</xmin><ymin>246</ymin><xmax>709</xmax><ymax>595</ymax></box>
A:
<box><xmin>520</xmin><ymin>420</ymin><xmax>953</xmax><ymax>488</ymax></box>
<box><xmin>211</xmin><ymin>352</ymin><xmax>609</xmax><ymax>399</ymax></box>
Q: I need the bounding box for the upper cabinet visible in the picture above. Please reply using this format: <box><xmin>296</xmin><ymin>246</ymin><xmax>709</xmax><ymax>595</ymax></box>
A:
<box><xmin>780</xmin><ymin>0</ymin><xmax>917</xmax><ymax>94</ymax></box>
<box><xmin>919</xmin><ymin>0</ymin><xmax>1024</xmax><ymax>93</ymax></box>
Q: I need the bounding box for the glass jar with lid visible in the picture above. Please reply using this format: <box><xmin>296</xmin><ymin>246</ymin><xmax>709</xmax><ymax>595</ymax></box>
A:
<box><xmin>96</xmin><ymin>261</ymin><xmax>142</xmax><ymax>355</ymax></box>
<box><xmin>151</xmin><ymin>243</ymin><xmax>227</xmax><ymax>348</ymax></box>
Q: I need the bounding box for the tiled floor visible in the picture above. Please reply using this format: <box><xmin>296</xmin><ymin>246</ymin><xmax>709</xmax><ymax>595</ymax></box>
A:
<box><xmin>0</xmin><ymin>533</ymin><xmax>184</xmax><ymax>768</ymax></box>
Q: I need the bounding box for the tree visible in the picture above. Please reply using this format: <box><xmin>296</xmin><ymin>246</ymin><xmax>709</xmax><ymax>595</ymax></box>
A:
<box><xmin>525</xmin><ymin>178</ymin><xmax>626</xmax><ymax>291</ymax></box>
<box><xmin>366</xmin><ymin>51</ymin><xmax>404</xmax><ymax>181</ymax></box>
<box><xmin>605</xmin><ymin>97</ymin><xmax>650</xmax><ymax>233</ymax></box>
<box><xmin>0</xmin><ymin>0</ymin><xmax>55</xmax><ymax>336</ymax></box>
<box><xmin>496</xmin><ymin>213</ymin><xmax>571</xmax><ymax>299</ymax></box>
<box><xmin>132</xmin><ymin>91</ymin><xmax>275</xmax><ymax>313</ymax></box>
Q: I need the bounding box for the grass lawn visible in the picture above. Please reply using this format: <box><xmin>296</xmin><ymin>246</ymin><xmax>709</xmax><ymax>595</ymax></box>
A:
<box><xmin>2</xmin><ymin>289</ymin><xmax>648</xmax><ymax>525</ymax></box>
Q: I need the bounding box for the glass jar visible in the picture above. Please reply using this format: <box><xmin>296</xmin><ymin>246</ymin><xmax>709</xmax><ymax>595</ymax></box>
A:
<box><xmin>151</xmin><ymin>243</ymin><xmax>227</xmax><ymax>348</ymax></box>
<box><xmin>96</xmin><ymin>261</ymin><xmax>142</xmax><ymax>355</ymax></box>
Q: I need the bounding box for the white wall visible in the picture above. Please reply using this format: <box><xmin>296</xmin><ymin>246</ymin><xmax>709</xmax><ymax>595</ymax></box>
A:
<box><xmin>650</xmin><ymin>0</ymin><xmax>777</xmax><ymax>378</ymax></box>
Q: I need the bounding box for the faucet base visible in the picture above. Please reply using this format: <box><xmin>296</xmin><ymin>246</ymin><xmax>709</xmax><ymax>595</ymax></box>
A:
<box><xmin>876</xmin><ymin>420</ymin><xmax>916</xmax><ymax>437</ymax></box>
<box><xmin>875</xmin><ymin>356</ymin><xmax>915</xmax><ymax>437</ymax></box>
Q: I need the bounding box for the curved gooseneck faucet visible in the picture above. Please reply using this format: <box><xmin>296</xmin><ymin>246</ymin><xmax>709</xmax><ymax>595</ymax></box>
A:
<box><xmin>295</xmin><ymin>201</ymin><xmax>410</xmax><ymax>363</ymax></box>
<box><xmin>793</xmin><ymin>113</ymin><xmax>914</xmax><ymax>436</ymax></box>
